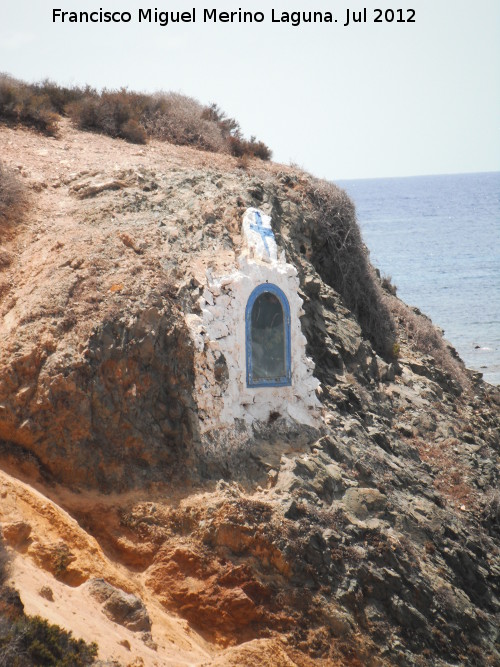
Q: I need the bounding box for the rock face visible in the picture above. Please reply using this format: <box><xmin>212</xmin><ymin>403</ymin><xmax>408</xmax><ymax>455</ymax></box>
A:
<box><xmin>0</xmin><ymin>120</ymin><xmax>499</xmax><ymax>666</ymax></box>
<box><xmin>88</xmin><ymin>579</ymin><xmax>151</xmax><ymax>632</ymax></box>
<box><xmin>0</xmin><ymin>293</ymin><xmax>196</xmax><ymax>490</ymax></box>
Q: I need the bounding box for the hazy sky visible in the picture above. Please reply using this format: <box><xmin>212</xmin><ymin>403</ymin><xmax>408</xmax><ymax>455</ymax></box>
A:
<box><xmin>2</xmin><ymin>0</ymin><xmax>499</xmax><ymax>179</ymax></box>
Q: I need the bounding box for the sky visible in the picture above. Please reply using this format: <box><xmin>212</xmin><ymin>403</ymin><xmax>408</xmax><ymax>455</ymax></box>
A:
<box><xmin>1</xmin><ymin>0</ymin><xmax>499</xmax><ymax>180</ymax></box>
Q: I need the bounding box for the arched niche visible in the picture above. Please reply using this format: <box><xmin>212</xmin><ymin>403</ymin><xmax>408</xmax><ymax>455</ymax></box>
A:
<box><xmin>245</xmin><ymin>283</ymin><xmax>292</xmax><ymax>387</ymax></box>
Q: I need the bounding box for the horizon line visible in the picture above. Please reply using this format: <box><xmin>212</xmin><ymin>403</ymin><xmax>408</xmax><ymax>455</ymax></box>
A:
<box><xmin>332</xmin><ymin>169</ymin><xmax>500</xmax><ymax>182</ymax></box>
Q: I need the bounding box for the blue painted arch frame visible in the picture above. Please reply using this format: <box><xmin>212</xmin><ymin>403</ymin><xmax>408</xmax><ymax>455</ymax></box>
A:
<box><xmin>246</xmin><ymin>283</ymin><xmax>292</xmax><ymax>387</ymax></box>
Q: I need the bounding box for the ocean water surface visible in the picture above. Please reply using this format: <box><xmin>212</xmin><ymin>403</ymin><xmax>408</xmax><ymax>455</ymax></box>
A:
<box><xmin>337</xmin><ymin>172</ymin><xmax>500</xmax><ymax>386</ymax></box>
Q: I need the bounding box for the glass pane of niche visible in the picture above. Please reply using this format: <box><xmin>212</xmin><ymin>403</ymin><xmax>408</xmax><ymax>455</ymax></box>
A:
<box><xmin>251</xmin><ymin>292</ymin><xmax>286</xmax><ymax>380</ymax></box>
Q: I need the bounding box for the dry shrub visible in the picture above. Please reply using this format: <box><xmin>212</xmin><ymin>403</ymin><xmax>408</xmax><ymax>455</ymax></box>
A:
<box><xmin>202</xmin><ymin>102</ymin><xmax>239</xmax><ymax>137</ymax></box>
<box><xmin>387</xmin><ymin>296</ymin><xmax>469</xmax><ymax>389</ymax></box>
<box><xmin>144</xmin><ymin>95</ymin><xmax>271</xmax><ymax>157</ymax></box>
<box><xmin>141</xmin><ymin>93</ymin><xmax>226</xmax><ymax>152</ymax></box>
<box><xmin>297</xmin><ymin>177</ymin><xmax>468</xmax><ymax>389</ymax></box>
<box><xmin>121</xmin><ymin>118</ymin><xmax>147</xmax><ymax>144</ymax></box>
<box><xmin>0</xmin><ymin>535</ymin><xmax>10</xmax><ymax>587</ymax></box>
<box><xmin>67</xmin><ymin>89</ymin><xmax>148</xmax><ymax>144</ymax></box>
<box><xmin>0</xmin><ymin>161</ymin><xmax>28</xmax><ymax>239</ymax></box>
<box><xmin>0</xmin><ymin>73</ymin><xmax>59</xmax><ymax>136</ymax></box>
<box><xmin>0</xmin><ymin>74</ymin><xmax>272</xmax><ymax>158</ymax></box>
<box><xmin>29</xmin><ymin>79</ymin><xmax>91</xmax><ymax>115</ymax></box>
<box><xmin>228</xmin><ymin>135</ymin><xmax>272</xmax><ymax>160</ymax></box>
<box><xmin>303</xmin><ymin>178</ymin><xmax>396</xmax><ymax>357</ymax></box>
<box><xmin>248</xmin><ymin>139</ymin><xmax>272</xmax><ymax>161</ymax></box>
<box><xmin>381</xmin><ymin>274</ymin><xmax>397</xmax><ymax>296</ymax></box>
<box><xmin>203</xmin><ymin>102</ymin><xmax>272</xmax><ymax>160</ymax></box>
<box><xmin>68</xmin><ymin>87</ymin><xmax>270</xmax><ymax>155</ymax></box>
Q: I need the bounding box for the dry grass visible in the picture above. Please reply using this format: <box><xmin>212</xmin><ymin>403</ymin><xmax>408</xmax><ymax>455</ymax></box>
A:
<box><xmin>0</xmin><ymin>161</ymin><xmax>28</xmax><ymax>240</ymax></box>
<box><xmin>387</xmin><ymin>296</ymin><xmax>469</xmax><ymax>389</ymax></box>
<box><xmin>413</xmin><ymin>437</ymin><xmax>477</xmax><ymax>510</ymax></box>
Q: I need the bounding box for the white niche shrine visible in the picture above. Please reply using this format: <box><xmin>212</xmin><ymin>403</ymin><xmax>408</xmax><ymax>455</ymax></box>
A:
<box><xmin>186</xmin><ymin>208</ymin><xmax>321</xmax><ymax>434</ymax></box>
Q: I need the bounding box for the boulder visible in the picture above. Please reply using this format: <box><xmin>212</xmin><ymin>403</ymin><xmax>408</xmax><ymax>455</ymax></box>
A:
<box><xmin>2</xmin><ymin>521</ymin><xmax>31</xmax><ymax>548</ymax></box>
<box><xmin>87</xmin><ymin>579</ymin><xmax>151</xmax><ymax>632</ymax></box>
<box><xmin>342</xmin><ymin>488</ymin><xmax>387</xmax><ymax>520</ymax></box>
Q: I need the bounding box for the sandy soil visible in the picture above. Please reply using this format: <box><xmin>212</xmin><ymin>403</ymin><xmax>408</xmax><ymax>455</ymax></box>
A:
<box><xmin>0</xmin><ymin>467</ymin><xmax>216</xmax><ymax>666</ymax></box>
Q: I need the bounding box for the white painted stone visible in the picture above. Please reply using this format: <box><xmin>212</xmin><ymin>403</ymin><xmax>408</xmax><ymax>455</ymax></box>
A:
<box><xmin>210</xmin><ymin>320</ymin><xmax>230</xmax><ymax>340</ymax></box>
<box><xmin>185</xmin><ymin>313</ymin><xmax>202</xmax><ymax>328</ymax></box>
<box><xmin>214</xmin><ymin>294</ymin><xmax>231</xmax><ymax>309</ymax></box>
<box><xmin>201</xmin><ymin>308</ymin><xmax>214</xmax><ymax>323</ymax></box>
<box><xmin>202</xmin><ymin>288</ymin><xmax>214</xmax><ymax>306</ymax></box>
<box><xmin>184</xmin><ymin>314</ymin><xmax>205</xmax><ymax>352</ymax></box>
<box><xmin>210</xmin><ymin>305</ymin><xmax>227</xmax><ymax>320</ymax></box>
<box><xmin>287</xmin><ymin>401</ymin><xmax>312</xmax><ymax>424</ymax></box>
<box><xmin>185</xmin><ymin>207</ymin><xmax>322</xmax><ymax>440</ymax></box>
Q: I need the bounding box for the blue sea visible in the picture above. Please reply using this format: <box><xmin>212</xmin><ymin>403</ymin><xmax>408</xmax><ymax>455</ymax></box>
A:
<box><xmin>337</xmin><ymin>172</ymin><xmax>500</xmax><ymax>386</ymax></box>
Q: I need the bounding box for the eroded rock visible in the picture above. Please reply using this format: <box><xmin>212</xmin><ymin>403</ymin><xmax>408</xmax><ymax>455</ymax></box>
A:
<box><xmin>2</xmin><ymin>521</ymin><xmax>31</xmax><ymax>548</ymax></box>
<box><xmin>87</xmin><ymin>579</ymin><xmax>151</xmax><ymax>632</ymax></box>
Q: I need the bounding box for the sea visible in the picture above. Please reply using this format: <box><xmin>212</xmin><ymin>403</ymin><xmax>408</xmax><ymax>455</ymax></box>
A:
<box><xmin>337</xmin><ymin>172</ymin><xmax>500</xmax><ymax>386</ymax></box>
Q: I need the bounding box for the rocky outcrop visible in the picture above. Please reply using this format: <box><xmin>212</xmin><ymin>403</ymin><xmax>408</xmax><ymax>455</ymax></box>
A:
<box><xmin>88</xmin><ymin>579</ymin><xmax>151</xmax><ymax>632</ymax></box>
<box><xmin>0</xmin><ymin>120</ymin><xmax>498</xmax><ymax>666</ymax></box>
<box><xmin>0</xmin><ymin>294</ymin><xmax>196</xmax><ymax>490</ymax></box>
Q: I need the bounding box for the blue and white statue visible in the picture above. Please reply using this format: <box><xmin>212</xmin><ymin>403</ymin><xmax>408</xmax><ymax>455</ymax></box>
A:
<box><xmin>243</xmin><ymin>208</ymin><xmax>278</xmax><ymax>263</ymax></box>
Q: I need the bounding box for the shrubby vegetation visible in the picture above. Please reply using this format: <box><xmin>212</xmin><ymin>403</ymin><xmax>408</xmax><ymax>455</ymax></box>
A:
<box><xmin>67</xmin><ymin>89</ymin><xmax>149</xmax><ymax>145</ymax></box>
<box><xmin>0</xmin><ymin>160</ymin><xmax>28</xmax><ymax>239</ymax></box>
<box><xmin>0</xmin><ymin>616</ymin><xmax>98</xmax><ymax>667</ymax></box>
<box><xmin>0</xmin><ymin>534</ymin><xmax>98</xmax><ymax>666</ymax></box>
<box><xmin>0</xmin><ymin>536</ymin><xmax>9</xmax><ymax>588</ymax></box>
<box><xmin>296</xmin><ymin>177</ymin><xmax>468</xmax><ymax>388</ymax></box>
<box><xmin>387</xmin><ymin>296</ymin><xmax>469</xmax><ymax>389</ymax></box>
<box><xmin>0</xmin><ymin>74</ymin><xmax>272</xmax><ymax>159</ymax></box>
<box><xmin>304</xmin><ymin>178</ymin><xmax>397</xmax><ymax>357</ymax></box>
<box><xmin>202</xmin><ymin>103</ymin><xmax>272</xmax><ymax>160</ymax></box>
<box><xmin>0</xmin><ymin>74</ymin><xmax>59</xmax><ymax>136</ymax></box>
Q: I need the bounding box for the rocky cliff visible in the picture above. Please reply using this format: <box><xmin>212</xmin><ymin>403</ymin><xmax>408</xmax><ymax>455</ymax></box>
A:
<box><xmin>0</xmin><ymin>119</ymin><xmax>499</xmax><ymax>666</ymax></box>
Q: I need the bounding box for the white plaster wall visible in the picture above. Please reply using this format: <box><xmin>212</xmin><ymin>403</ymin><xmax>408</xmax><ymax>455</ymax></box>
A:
<box><xmin>186</xmin><ymin>210</ymin><xmax>321</xmax><ymax>436</ymax></box>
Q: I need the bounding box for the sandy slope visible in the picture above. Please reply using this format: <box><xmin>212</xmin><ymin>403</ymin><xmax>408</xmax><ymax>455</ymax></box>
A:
<box><xmin>1</xmin><ymin>466</ymin><xmax>306</xmax><ymax>667</ymax></box>
<box><xmin>1</xmin><ymin>468</ymin><xmax>215</xmax><ymax>666</ymax></box>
